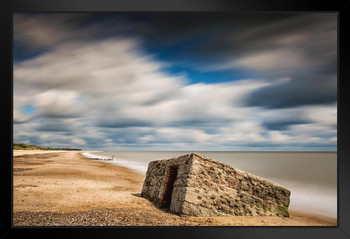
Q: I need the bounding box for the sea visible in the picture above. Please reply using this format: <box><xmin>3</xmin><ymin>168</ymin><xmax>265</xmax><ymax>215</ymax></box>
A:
<box><xmin>81</xmin><ymin>151</ymin><xmax>337</xmax><ymax>219</ymax></box>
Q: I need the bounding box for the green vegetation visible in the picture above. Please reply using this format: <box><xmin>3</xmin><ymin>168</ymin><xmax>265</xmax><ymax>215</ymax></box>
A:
<box><xmin>13</xmin><ymin>143</ymin><xmax>81</xmax><ymax>151</ymax></box>
<box><xmin>276</xmin><ymin>203</ymin><xmax>289</xmax><ymax>217</ymax></box>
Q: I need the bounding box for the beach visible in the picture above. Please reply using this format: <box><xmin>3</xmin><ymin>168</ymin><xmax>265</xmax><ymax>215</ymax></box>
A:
<box><xmin>13</xmin><ymin>151</ymin><xmax>337</xmax><ymax>226</ymax></box>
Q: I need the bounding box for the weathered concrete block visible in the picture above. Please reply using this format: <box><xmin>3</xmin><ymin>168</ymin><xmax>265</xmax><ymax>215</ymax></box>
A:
<box><xmin>141</xmin><ymin>153</ymin><xmax>291</xmax><ymax>217</ymax></box>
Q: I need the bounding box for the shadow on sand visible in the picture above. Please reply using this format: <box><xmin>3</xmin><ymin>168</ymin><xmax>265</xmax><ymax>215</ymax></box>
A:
<box><xmin>131</xmin><ymin>193</ymin><xmax>181</xmax><ymax>216</ymax></box>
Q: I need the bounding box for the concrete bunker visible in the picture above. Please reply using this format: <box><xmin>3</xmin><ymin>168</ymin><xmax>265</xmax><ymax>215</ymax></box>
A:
<box><xmin>141</xmin><ymin>153</ymin><xmax>291</xmax><ymax>217</ymax></box>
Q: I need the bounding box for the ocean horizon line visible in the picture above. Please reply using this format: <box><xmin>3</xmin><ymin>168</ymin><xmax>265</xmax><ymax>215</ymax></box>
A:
<box><xmin>83</xmin><ymin>150</ymin><xmax>337</xmax><ymax>153</ymax></box>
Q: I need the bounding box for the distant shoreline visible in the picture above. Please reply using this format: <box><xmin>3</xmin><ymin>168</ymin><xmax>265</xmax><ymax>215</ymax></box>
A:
<box><xmin>13</xmin><ymin>143</ymin><xmax>81</xmax><ymax>151</ymax></box>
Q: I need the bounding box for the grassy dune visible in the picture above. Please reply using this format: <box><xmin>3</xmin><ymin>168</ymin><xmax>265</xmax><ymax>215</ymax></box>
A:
<box><xmin>13</xmin><ymin>143</ymin><xmax>81</xmax><ymax>151</ymax></box>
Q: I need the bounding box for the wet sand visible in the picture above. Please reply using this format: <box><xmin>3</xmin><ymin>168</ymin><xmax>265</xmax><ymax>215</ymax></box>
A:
<box><xmin>12</xmin><ymin>151</ymin><xmax>337</xmax><ymax>226</ymax></box>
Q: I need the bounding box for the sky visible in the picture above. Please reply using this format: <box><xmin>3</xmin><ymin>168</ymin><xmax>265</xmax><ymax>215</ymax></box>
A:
<box><xmin>13</xmin><ymin>13</ymin><xmax>337</xmax><ymax>151</ymax></box>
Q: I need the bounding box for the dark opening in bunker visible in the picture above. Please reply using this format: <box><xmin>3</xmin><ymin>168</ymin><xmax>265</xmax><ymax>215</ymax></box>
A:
<box><xmin>161</xmin><ymin>166</ymin><xmax>178</xmax><ymax>208</ymax></box>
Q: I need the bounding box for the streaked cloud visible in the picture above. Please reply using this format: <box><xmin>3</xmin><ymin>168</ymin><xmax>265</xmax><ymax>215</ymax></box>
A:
<box><xmin>13</xmin><ymin>13</ymin><xmax>337</xmax><ymax>151</ymax></box>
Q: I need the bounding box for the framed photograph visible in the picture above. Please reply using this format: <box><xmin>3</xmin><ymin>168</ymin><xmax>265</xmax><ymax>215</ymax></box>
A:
<box><xmin>2</xmin><ymin>0</ymin><xmax>350</xmax><ymax>238</ymax></box>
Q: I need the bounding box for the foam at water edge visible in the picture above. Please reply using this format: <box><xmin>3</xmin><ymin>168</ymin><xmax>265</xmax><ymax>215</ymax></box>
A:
<box><xmin>108</xmin><ymin>159</ymin><xmax>148</xmax><ymax>174</ymax></box>
<box><xmin>81</xmin><ymin>152</ymin><xmax>112</xmax><ymax>160</ymax></box>
<box><xmin>81</xmin><ymin>152</ymin><xmax>147</xmax><ymax>174</ymax></box>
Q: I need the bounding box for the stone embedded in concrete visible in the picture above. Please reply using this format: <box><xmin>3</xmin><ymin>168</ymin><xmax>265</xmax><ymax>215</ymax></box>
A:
<box><xmin>141</xmin><ymin>153</ymin><xmax>291</xmax><ymax>217</ymax></box>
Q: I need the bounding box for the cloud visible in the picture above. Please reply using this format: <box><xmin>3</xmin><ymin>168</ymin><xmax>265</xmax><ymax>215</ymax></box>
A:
<box><xmin>98</xmin><ymin>118</ymin><xmax>153</xmax><ymax>128</ymax></box>
<box><xmin>14</xmin><ymin>38</ymin><xmax>185</xmax><ymax>125</ymax></box>
<box><xmin>13</xmin><ymin>13</ymin><xmax>337</xmax><ymax>151</ymax></box>
<box><xmin>36</xmin><ymin>118</ymin><xmax>79</xmax><ymax>132</ymax></box>
<box><xmin>245</xmin><ymin>74</ymin><xmax>337</xmax><ymax>108</ymax></box>
<box><xmin>14</xmin><ymin>14</ymin><xmax>74</xmax><ymax>47</ymax></box>
<box><xmin>14</xmin><ymin>36</ymin><xmax>268</xmax><ymax>126</ymax></box>
<box><xmin>33</xmin><ymin>90</ymin><xmax>84</xmax><ymax>118</ymax></box>
<box><xmin>13</xmin><ymin>13</ymin><xmax>113</xmax><ymax>49</ymax></box>
<box><xmin>189</xmin><ymin>13</ymin><xmax>337</xmax><ymax>109</ymax></box>
<box><xmin>206</xmin><ymin>49</ymin><xmax>304</xmax><ymax>72</ymax></box>
<box><xmin>262</xmin><ymin>120</ymin><xmax>310</xmax><ymax>131</ymax></box>
<box><xmin>72</xmin><ymin>138</ymin><xmax>87</xmax><ymax>146</ymax></box>
<box><xmin>304</xmin><ymin>104</ymin><xmax>337</xmax><ymax>126</ymax></box>
<box><xmin>12</xmin><ymin>36</ymin><xmax>268</xmax><ymax>149</ymax></box>
<box><xmin>13</xmin><ymin>108</ymin><xmax>34</xmax><ymax>124</ymax></box>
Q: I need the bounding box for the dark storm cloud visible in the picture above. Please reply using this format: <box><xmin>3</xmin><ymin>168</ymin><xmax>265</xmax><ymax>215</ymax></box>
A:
<box><xmin>246</xmin><ymin>74</ymin><xmax>337</xmax><ymax>108</ymax></box>
<box><xmin>192</xmin><ymin>14</ymin><xmax>335</xmax><ymax>58</ymax></box>
<box><xmin>15</xmin><ymin>13</ymin><xmax>336</xmax><ymax>60</ymax></box>
<box><xmin>97</xmin><ymin>119</ymin><xmax>153</xmax><ymax>128</ymax></box>
<box><xmin>122</xmin><ymin>13</ymin><xmax>336</xmax><ymax>64</ymax></box>
<box><xmin>262</xmin><ymin>119</ymin><xmax>310</xmax><ymax>131</ymax></box>
<box><xmin>112</xmin><ymin>13</ymin><xmax>337</xmax><ymax>109</ymax></box>
<box><xmin>121</xmin><ymin>13</ymin><xmax>337</xmax><ymax>109</ymax></box>
<box><xmin>221</xmin><ymin>14</ymin><xmax>337</xmax><ymax>108</ymax></box>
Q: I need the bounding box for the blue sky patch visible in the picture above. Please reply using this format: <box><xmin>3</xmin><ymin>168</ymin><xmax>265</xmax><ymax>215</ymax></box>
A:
<box><xmin>21</xmin><ymin>104</ymin><xmax>37</xmax><ymax>115</ymax></box>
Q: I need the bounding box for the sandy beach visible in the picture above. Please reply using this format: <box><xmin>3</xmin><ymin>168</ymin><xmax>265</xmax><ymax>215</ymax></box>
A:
<box><xmin>13</xmin><ymin>151</ymin><xmax>337</xmax><ymax>226</ymax></box>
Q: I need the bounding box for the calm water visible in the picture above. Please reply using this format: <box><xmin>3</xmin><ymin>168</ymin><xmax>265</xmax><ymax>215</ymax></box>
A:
<box><xmin>82</xmin><ymin>151</ymin><xmax>337</xmax><ymax>219</ymax></box>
